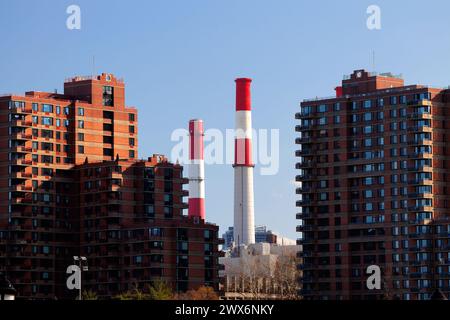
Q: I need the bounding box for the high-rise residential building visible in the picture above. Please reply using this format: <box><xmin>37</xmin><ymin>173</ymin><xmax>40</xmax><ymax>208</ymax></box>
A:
<box><xmin>0</xmin><ymin>73</ymin><xmax>222</xmax><ymax>299</ymax></box>
<box><xmin>222</xmin><ymin>226</ymin><xmax>296</xmax><ymax>250</ymax></box>
<box><xmin>296</xmin><ymin>69</ymin><xmax>450</xmax><ymax>300</ymax></box>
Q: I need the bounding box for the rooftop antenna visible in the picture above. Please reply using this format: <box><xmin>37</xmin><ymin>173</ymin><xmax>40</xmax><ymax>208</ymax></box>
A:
<box><xmin>372</xmin><ymin>50</ymin><xmax>376</xmax><ymax>72</ymax></box>
<box><xmin>92</xmin><ymin>55</ymin><xmax>96</xmax><ymax>78</ymax></box>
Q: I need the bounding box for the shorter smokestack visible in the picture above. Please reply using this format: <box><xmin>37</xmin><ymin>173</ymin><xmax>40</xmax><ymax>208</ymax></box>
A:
<box><xmin>188</xmin><ymin>119</ymin><xmax>205</xmax><ymax>220</ymax></box>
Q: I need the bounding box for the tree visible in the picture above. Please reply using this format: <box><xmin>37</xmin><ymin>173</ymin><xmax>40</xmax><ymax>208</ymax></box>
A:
<box><xmin>175</xmin><ymin>286</ymin><xmax>220</xmax><ymax>300</ymax></box>
<box><xmin>148</xmin><ymin>280</ymin><xmax>173</xmax><ymax>300</ymax></box>
<box><xmin>82</xmin><ymin>290</ymin><xmax>98</xmax><ymax>300</ymax></box>
<box><xmin>223</xmin><ymin>245</ymin><xmax>300</xmax><ymax>300</ymax></box>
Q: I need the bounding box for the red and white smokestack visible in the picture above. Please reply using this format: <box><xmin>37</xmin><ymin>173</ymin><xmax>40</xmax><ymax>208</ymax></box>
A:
<box><xmin>233</xmin><ymin>78</ymin><xmax>255</xmax><ymax>246</ymax></box>
<box><xmin>188</xmin><ymin>119</ymin><xmax>205</xmax><ymax>220</ymax></box>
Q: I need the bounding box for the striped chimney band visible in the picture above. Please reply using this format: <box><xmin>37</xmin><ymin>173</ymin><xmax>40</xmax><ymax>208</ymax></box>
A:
<box><xmin>188</xmin><ymin>119</ymin><xmax>205</xmax><ymax>220</ymax></box>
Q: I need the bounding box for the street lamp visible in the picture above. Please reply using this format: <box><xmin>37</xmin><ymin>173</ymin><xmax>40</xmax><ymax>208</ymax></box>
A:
<box><xmin>0</xmin><ymin>274</ymin><xmax>17</xmax><ymax>300</ymax></box>
<box><xmin>73</xmin><ymin>256</ymin><xmax>88</xmax><ymax>300</ymax></box>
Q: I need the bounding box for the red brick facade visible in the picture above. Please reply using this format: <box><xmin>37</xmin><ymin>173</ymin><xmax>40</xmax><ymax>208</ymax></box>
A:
<box><xmin>297</xmin><ymin>70</ymin><xmax>450</xmax><ymax>300</ymax></box>
<box><xmin>0</xmin><ymin>74</ymin><xmax>222</xmax><ymax>299</ymax></box>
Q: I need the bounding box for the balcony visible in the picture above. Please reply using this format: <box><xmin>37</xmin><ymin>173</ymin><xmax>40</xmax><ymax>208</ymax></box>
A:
<box><xmin>296</xmin><ymin>212</ymin><xmax>312</xmax><ymax>219</ymax></box>
<box><xmin>11</xmin><ymin>119</ymin><xmax>33</xmax><ymax>127</ymax></box>
<box><xmin>408</xmin><ymin>165</ymin><xmax>432</xmax><ymax>172</ymax></box>
<box><xmin>410</xmin><ymin>152</ymin><xmax>433</xmax><ymax>159</ymax></box>
<box><xmin>295</xmin><ymin>149</ymin><xmax>312</xmax><ymax>157</ymax></box>
<box><xmin>407</xmin><ymin>192</ymin><xmax>433</xmax><ymax>199</ymax></box>
<box><xmin>296</xmin><ymin>186</ymin><xmax>312</xmax><ymax>194</ymax></box>
<box><xmin>407</xmin><ymin>99</ymin><xmax>431</xmax><ymax>107</ymax></box>
<box><xmin>408</xmin><ymin>139</ymin><xmax>432</xmax><ymax>146</ymax></box>
<box><xmin>408</xmin><ymin>205</ymin><xmax>433</xmax><ymax>212</ymax></box>
<box><xmin>298</xmin><ymin>238</ymin><xmax>314</xmax><ymax>245</ymax></box>
<box><xmin>296</xmin><ymin>136</ymin><xmax>313</xmax><ymax>144</ymax></box>
<box><xmin>408</xmin><ymin>178</ymin><xmax>432</xmax><ymax>185</ymax></box>
<box><xmin>295</xmin><ymin>124</ymin><xmax>312</xmax><ymax>132</ymax></box>
<box><xmin>11</xmin><ymin>171</ymin><xmax>32</xmax><ymax>179</ymax></box>
<box><xmin>296</xmin><ymin>161</ymin><xmax>314</xmax><ymax>169</ymax></box>
<box><xmin>11</xmin><ymin>197</ymin><xmax>32</xmax><ymax>204</ymax></box>
<box><xmin>295</xmin><ymin>111</ymin><xmax>316</xmax><ymax>119</ymax></box>
<box><xmin>296</xmin><ymin>174</ymin><xmax>313</xmax><ymax>182</ymax></box>
<box><xmin>296</xmin><ymin>199</ymin><xmax>312</xmax><ymax>207</ymax></box>
<box><xmin>296</xmin><ymin>225</ymin><xmax>313</xmax><ymax>232</ymax></box>
<box><xmin>409</xmin><ymin>112</ymin><xmax>432</xmax><ymax>120</ymax></box>
<box><xmin>11</xmin><ymin>158</ymin><xmax>32</xmax><ymax>166</ymax></box>
<box><xmin>15</xmin><ymin>184</ymin><xmax>32</xmax><ymax>192</ymax></box>
<box><xmin>13</xmin><ymin>133</ymin><xmax>32</xmax><ymax>140</ymax></box>
<box><xmin>408</xmin><ymin>126</ymin><xmax>432</xmax><ymax>133</ymax></box>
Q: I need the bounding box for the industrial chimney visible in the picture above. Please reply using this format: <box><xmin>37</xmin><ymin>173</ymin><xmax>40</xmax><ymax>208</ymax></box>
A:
<box><xmin>233</xmin><ymin>78</ymin><xmax>255</xmax><ymax>246</ymax></box>
<box><xmin>188</xmin><ymin>119</ymin><xmax>205</xmax><ymax>220</ymax></box>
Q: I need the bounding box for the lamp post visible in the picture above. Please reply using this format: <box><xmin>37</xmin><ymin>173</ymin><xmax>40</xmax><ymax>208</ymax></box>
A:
<box><xmin>0</xmin><ymin>274</ymin><xmax>17</xmax><ymax>300</ymax></box>
<box><xmin>73</xmin><ymin>256</ymin><xmax>88</xmax><ymax>300</ymax></box>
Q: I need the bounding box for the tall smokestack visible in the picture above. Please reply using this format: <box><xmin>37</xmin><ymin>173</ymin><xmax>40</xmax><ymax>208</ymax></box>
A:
<box><xmin>233</xmin><ymin>78</ymin><xmax>255</xmax><ymax>246</ymax></box>
<box><xmin>188</xmin><ymin>119</ymin><xmax>205</xmax><ymax>220</ymax></box>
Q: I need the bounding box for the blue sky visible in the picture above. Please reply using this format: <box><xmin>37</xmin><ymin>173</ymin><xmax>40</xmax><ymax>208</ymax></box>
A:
<box><xmin>2</xmin><ymin>0</ymin><xmax>450</xmax><ymax>239</ymax></box>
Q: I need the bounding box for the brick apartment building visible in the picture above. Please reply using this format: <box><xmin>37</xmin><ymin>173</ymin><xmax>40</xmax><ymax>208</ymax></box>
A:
<box><xmin>0</xmin><ymin>74</ymin><xmax>222</xmax><ymax>299</ymax></box>
<box><xmin>296</xmin><ymin>69</ymin><xmax>450</xmax><ymax>300</ymax></box>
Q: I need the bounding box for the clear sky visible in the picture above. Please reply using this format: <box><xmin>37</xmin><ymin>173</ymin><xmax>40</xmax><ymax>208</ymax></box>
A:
<box><xmin>2</xmin><ymin>0</ymin><xmax>450</xmax><ymax>240</ymax></box>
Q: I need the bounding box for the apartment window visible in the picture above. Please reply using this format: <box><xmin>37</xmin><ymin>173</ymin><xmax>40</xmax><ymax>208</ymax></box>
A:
<box><xmin>41</xmin><ymin>142</ymin><xmax>53</xmax><ymax>151</ymax></box>
<box><xmin>78</xmin><ymin>108</ymin><xmax>84</xmax><ymax>116</ymax></box>
<box><xmin>32</xmin><ymin>103</ymin><xmax>38</xmax><ymax>111</ymax></box>
<box><xmin>129</xmin><ymin>150</ymin><xmax>135</xmax><ymax>158</ymax></box>
<box><xmin>390</xmin><ymin>96</ymin><xmax>398</xmax><ymax>105</ymax></box>
<box><xmin>103</xmin><ymin>111</ymin><xmax>114</xmax><ymax>119</ymax></box>
<box><xmin>334</xmin><ymin>103</ymin><xmax>341</xmax><ymax>111</ymax></box>
<box><xmin>42</xmin><ymin>104</ymin><xmax>53</xmax><ymax>113</ymax></box>
<box><xmin>377</xmin><ymin>111</ymin><xmax>384</xmax><ymax>120</ymax></box>
<box><xmin>400</xmin><ymin>95</ymin><xmax>407</xmax><ymax>104</ymax></box>
<box><xmin>164</xmin><ymin>194</ymin><xmax>172</xmax><ymax>204</ymax></box>
<box><xmin>364</xmin><ymin>100</ymin><xmax>372</xmax><ymax>108</ymax></box>
<box><xmin>32</xmin><ymin>116</ymin><xmax>38</xmax><ymax>124</ymax></box>
<box><xmin>77</xmin><ymin>120</ymin><xmax>84</xmax><ymax>129</ymax></box>
<box><xmin>103</xmin><ymin>86</ymin><xmax>114</xmax><ymax>106</ymax></box>
<box><xmin>318</xmin><ymin>117</ymin><xmax>327</xmax><ymax>125</ymax></box>
<box><xmin>363</xmin><ymin>113</ymin><xmax>372</xmax><ymax>121</ymax></box>
<box><xmin>363</xmin><ymin>126</ymin><xmax>372</xmax><ymax>134</ymax></box>
<box><xmin>103</xmin><ymin>148</ymin><xmax>113</xmax><ymax>156</ymax></box>
<box><xmin>129</xmin><ymin>138</ymin><xmax>135</xmax><ymax>146</ymax></box>
<box><xmin>129</xmin><ymin>113</ymin><xmax>135</xmax><ymax>121</ymax></box>
<box><xmin>41</xmin><ymin>117</ymin><xmax>53</xmax><ymax>126</ymax></box>
<box><xmin>64</xmin><ymin>120</ymin><xmax>70</xmax><ymax>127</ymax></box>
<box><xmin>78</xmin><ymin>133</ymin><xmax>84</xmax><ymax>141</ymax></box>
<box><xmin>318</xmin><ymin>104</ymin><xmax>327</xmax><ymax>113</ymax></box>
<box><xmin>334</xmin><ymin>115</ymin><xmax>340</xmax><ymax>124</ymax></box>
<box><xmin>129</xmin><ymin>125</ymin><xmax>135</xmax><ymax>134</ymax></box>
<box><xmin>103</xmin><ymin>136</ymin><xmax>113</xmax><ymax>144</ymax></box>
<box><xmin>41</xmin><ymin>130</ymin><xmax>53</xmax><ymax>139</ymax></box>
<box><xmin>64</xmin><ymin>107</ymin><xmax>70</xmax><ymax>115</ymax></box>
<box><xmin>78</xmin><ymin>146</ymin><xmax>84</xmax><ymax>154</ymax></box>
<box><xmin>42</xmin><ymin>155</ymin><xmax>53</xmax><ymax>164</ymax></box>
<box><xmin>56</xmin><ymin>106</ymin><xmax>60</xmax><ymax>114</ymax></box>
<box><xmin>378</xmin><ymin>98</ymin><xmax>384</xmax><ymax>107</ymax></box>
<box><xmin>56</xmin><ymin>119</ymin><xmax>61</xmax><ymax>127</ymax></box>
